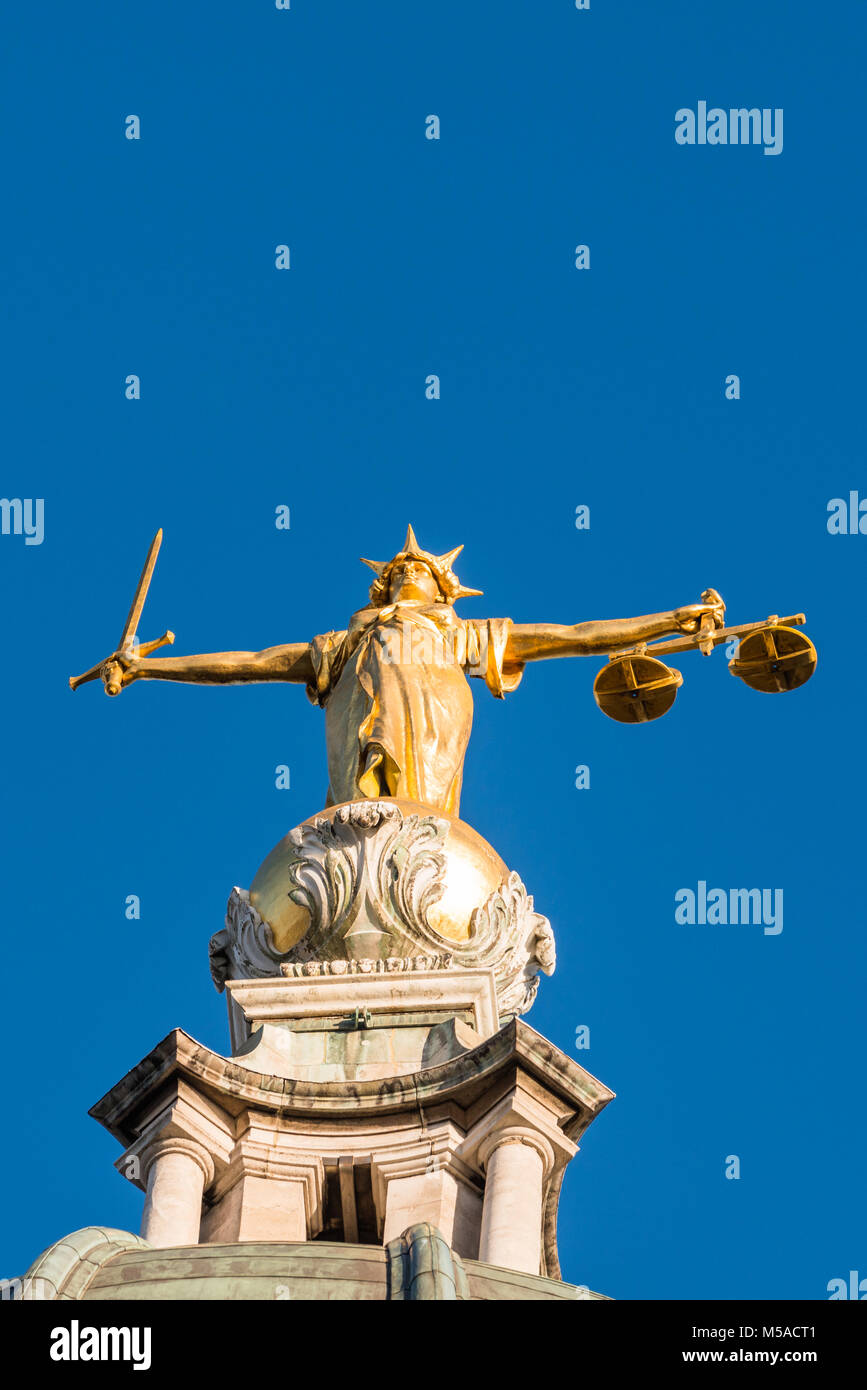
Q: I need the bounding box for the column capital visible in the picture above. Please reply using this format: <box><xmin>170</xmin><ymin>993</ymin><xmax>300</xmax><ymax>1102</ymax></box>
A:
<box><xmin>477</xmin><ymin>1126</ymin><xmax>555</xmax><ymax>1179</ymax></box>
<box><xmin>141</xmin><ymin>1137</ymin><xmax>215</xmax><ymax>1189</ymax></box>
<box><xmin>115</xmin><ymin>1091</ymin><xmax>234</xmax><ymax>1194</ymax></box>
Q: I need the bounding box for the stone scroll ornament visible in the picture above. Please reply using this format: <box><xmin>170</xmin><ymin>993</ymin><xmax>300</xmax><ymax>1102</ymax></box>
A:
<box><xmin>209</xmin><ymin>802</ymin><xmax>555</xmax><ymax>1018</ymax></box>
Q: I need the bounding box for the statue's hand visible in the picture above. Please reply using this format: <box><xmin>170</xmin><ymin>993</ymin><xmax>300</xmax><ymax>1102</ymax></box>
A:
<box><xmin>674</xmin><ymin>589</ymin><xmax>726</xmax><ymax>636</ymax></box>
<box><xmin>101</xmin><ymin>648</ymin><xmax>140</xmax><ymax>696</ymax></box>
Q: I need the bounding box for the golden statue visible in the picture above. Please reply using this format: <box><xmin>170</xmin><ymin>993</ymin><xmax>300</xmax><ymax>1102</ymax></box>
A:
<box><xmin>70</xmin><ymin>525</ymin><xmax>816</xmax><ymax>817</ymax></box>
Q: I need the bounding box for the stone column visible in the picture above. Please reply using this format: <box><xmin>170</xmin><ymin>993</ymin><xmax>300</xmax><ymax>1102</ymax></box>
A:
<box><xmin>140</xmin><ymin>1138</ymin><xmax>214</xmax><ymax>1248</ymax></box>
<box><xmin>478</xmin><ymin>1129</ymin><xmax>554</xmax><ymax>1276</ymax></box>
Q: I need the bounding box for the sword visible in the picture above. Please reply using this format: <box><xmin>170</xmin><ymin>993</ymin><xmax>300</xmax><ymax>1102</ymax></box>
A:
<box><xmin>69</xmin><ymin>528</ymin><xmax>174</xmax><ymax>695</ymax></box>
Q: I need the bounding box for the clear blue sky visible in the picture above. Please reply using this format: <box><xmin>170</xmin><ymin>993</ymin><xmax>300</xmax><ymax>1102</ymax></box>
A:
<box><xmin>2</xmin><ymin>1</ymin><xmax>864</xmax><ymax>1299</ymax></box>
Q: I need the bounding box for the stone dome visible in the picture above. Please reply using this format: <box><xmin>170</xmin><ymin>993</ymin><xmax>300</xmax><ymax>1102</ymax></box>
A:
<box><xmin>23</xmin><ymin>1225</ymin><xmax>606</xmax><ymax>1301</ymax></box>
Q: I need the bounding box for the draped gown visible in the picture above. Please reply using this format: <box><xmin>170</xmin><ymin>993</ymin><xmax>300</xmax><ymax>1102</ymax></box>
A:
<box><xmin>305</xmin><ymin>599</ymin><xmax>524</xmax><ymax>816</ymax></box>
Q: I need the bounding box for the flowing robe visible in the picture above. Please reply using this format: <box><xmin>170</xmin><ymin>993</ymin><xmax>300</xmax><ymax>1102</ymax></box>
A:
<box><xmin>305</xmin><ymin>601</ymin><xmax>524</xmax><ymax>816</ymax></box>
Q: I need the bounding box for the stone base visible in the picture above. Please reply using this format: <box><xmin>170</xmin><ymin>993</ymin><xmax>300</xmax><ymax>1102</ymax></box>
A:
<box><xmin>225</xmin><ymin>966</ymin><xmax>500</xmax><ymax>1081</ymax></box>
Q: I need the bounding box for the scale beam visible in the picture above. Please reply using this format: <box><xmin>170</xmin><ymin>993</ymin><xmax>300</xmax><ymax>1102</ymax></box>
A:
<box><xmin>611</xmin><ymin>613</ymin><xmax>806</xmax><ymax>662</ymax></box>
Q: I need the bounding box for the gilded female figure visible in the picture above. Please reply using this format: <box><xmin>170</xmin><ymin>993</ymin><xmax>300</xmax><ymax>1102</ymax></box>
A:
<box><xmin>101</xmin><ymin>525</ymin><xmax>724</xmax><ymax>815</ymax></box>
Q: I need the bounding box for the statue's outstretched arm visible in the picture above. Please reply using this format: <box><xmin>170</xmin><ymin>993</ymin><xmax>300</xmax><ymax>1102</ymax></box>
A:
<box><xmin>505</xmin><ymin>593</ymin><xmax>725</xmax><ymax>664</ymax></box>
<box><xmin>115</xmin><ymin>642</ymin><xmax>316</xmax><ymax>688</ymax></box>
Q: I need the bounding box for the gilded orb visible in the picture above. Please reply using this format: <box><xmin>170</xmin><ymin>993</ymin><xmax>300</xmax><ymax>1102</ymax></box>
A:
<box><xmin>249</xmin><ymin>798</ymin><xmax>509</xmax><ymax>954</ymax></box>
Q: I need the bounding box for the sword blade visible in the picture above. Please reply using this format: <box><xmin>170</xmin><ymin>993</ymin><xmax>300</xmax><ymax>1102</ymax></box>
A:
<box><xmin>117</xmin><ymin>528</ymin><xmax>163</xmax><ymax>649</ymax></box>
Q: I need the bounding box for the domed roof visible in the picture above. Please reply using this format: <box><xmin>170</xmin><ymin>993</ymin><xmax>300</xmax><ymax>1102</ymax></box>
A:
<box><xmin>24</xmin><ymin>1224</ymin><xmax>607</xmax><ymax>1301</ymax></box>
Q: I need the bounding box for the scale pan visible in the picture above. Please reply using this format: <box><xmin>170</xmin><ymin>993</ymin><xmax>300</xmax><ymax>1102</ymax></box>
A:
<box><xmin>593</xmin><ymin>654</ymin><xmax>683</xmax><ymax>724</ymax></box>
<box><xmin>728</xmin><ymin>625</ymin><xmax>817</xmax><ymax>694</ymax></box>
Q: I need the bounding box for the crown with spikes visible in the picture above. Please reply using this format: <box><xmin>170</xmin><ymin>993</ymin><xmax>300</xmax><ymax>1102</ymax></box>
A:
<box><xmin>360</xmin><ymin>524</ymin><xmax>483</xmax><ymax>606</ymax></box>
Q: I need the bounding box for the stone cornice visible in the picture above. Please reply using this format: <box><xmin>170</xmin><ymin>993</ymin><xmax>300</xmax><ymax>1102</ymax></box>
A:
<box><xmin>89</xmin><ymin>1019</ymin><xmax>614</xmax><ymax>1149</ymax></box>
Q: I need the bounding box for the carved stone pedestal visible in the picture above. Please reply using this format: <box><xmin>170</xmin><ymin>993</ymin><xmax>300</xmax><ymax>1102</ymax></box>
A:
<box><xmin>225</xmin><ymin>966</ymin><xmax>500</xmax><ymax>1080</ymax></box>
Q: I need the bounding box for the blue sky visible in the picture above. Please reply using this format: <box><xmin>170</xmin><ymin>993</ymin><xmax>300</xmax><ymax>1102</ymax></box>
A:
<box><xmin>2</xmin><ymin>1</ymin><xmax>864</xmax><ymax>1298</ymax></box>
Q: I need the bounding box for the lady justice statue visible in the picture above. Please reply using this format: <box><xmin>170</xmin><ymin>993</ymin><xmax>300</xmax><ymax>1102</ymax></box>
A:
<box><xmin>70</xmin><ymin>523</ymin><xmax>814</xmax><ymax>1007</ymax></box>
<box><xmin>71</xmin><ymin>524</ymin><xmax>735</xmax><ymax>818</ymax></box>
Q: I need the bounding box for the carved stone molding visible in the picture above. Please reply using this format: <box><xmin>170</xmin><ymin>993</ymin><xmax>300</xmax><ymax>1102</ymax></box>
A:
<box><xmin>280</xmin><ymin>954</ymin><xmax>453</xmax><ymax>977</ymax></box>
<box><xmin>460</xmin><ymin>872</ymin><xmax>556</xmax><ymax>1018</ymax></box>
<box><xmin>209</xmin><ymin>888</ymin><xmax>280</xmax><ymax>991</ymax></box>
<box><xmin>283</xmin><ymin>801</ymin><xmax>450</xmax><ymax>961</ymax></box>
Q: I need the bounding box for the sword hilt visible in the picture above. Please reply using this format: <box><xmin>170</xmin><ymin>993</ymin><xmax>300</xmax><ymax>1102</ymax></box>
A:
<box><xmin>104</xmin><ymin>631</ymin><xmax>172</xmax><ymax>695</ymax></box>
<box><xmin>135</xmin><ymin>630</ymin><xmax>175</xmax><ymax>659</ymax></box>
<box><xmin>104</xmin><ymin>631</ymin><xmax>175</xmax><ymax>695</ymax></box>
<box><xmin>103</xmin><ymin>660</ymin><xmax>124</xmax><ymax>697</ymax></box>
<box><xmin>68</xmin><ymin>631</ymin><xmax>175</xmax><ymax>696</ymax></box>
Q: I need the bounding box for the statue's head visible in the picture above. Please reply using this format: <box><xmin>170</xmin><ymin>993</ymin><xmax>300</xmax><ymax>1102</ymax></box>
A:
<box><xmin>361</xmin><ymin>524</ymin><xmax>483</xmax><ymax>608</ymax></box>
